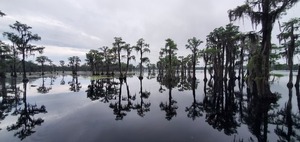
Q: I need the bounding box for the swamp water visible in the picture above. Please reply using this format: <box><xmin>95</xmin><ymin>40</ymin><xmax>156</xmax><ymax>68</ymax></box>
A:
<box><xmin>0</xmin><ymin>71</ymin><xmax>299</xmax><ymax>142</ymax></box>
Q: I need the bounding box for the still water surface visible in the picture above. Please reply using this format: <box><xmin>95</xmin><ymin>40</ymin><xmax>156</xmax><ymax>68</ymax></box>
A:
<box><xmin>0</xmin><ymin>71</ymin><xmax>299</xmax><ymax>142</ymax></box>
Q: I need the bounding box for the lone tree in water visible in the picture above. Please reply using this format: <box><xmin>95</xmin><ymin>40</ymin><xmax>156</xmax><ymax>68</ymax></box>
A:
<box><xmin>3</xmin><ymin>21</ymin><xmax>44</xmax><ymax>82</ymax></box>
<box><xmin>277</xmin><ymin>18</ymin><xmax>300</xmax><ymax>88</ymax></box>
<box><xmin>36</xmin><ymin>55</ymin><xmax>50</xmax><ymax>75</ymax></box>
<box><xmin>134</xmin><ymin>38</ymin><xmax>150</xmax><ymax>79</ymax></box>
<box><xmin>228</xmin><ymin>0</ymin><xmax>299</xmax><ymax>97</ymax></box>
<box><xmin>186</xmin><ymin>37</ymin><xmax>203</xmax><ymax>80</ymax></box>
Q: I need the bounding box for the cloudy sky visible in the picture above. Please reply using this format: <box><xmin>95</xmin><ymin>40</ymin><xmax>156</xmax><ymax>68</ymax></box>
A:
<box><xmin>0</xmin><ymin>0</ymin><xmax>299</xmax><ymax>66</ymax></box>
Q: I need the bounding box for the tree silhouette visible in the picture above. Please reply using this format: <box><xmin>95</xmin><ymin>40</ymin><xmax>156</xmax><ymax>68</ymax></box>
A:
<box><xmin>123</xmin><ymin>45</ymin><xmax>135</xmax><ymax>79</ymax></box>
<box><xmin>3</xmin><ymin>21</ymin><xmax>44</xmax><ymax>82</ymax></box>
<box><xmin>112</xmin><ymin>37</ymin><xmax>127</xmax><ymax>79</ymax></box>
<box><xmin>134</xmin><ymin>38</ymin><xmax>150</xmax><ymax>79</ymax></box>
<box><xmin>186</xmin><ymin>37</ymin><xmax>203</xmax><ymax>80</ymax></box>
<box><xmin>36</xmin><ymin>55</ymin><xmax>50</xmax><ymax>75</ymax></box>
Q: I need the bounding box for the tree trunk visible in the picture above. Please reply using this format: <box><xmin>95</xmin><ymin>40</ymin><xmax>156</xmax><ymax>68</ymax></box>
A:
<box><xmin>287</xmin><ymin>26</ymin><xmax>295</xmax><ymax>88</ymax></box>
<box><xmin>295</xmin><ymin>65</ymin><xmax>300</xmax><ymax>87</ymax></box>
<box><xmin>22</xmin><ymin>50</ymin><xmax>27</xmax><ymax>82</ymax></box>
<box><xmin>192</xmin><ymin>54</ymin><xmax>196</xmax><ymax>80</ymax></box>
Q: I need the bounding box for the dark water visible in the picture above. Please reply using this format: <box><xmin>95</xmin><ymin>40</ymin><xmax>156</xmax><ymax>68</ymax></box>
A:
<box><xmin>0</xmin><ymin>71</ymin><xmax>300</xmax><ymax>142</ymax></box>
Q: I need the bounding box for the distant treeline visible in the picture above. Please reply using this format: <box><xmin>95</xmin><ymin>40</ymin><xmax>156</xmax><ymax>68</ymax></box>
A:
<box><xmin>3</xmin><ymin>60</ymin><xmax>139</xmax><ymax>74</ymax></box>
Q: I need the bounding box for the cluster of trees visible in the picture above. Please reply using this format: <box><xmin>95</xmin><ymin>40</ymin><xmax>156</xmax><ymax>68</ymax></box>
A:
<box><xmin>1</xmin><ymin>0</ymin><xmax>300</xmax><ymax>98</ymax></box>
<box><xmin>155</xmin><ymin>0</ymin><xmax>300</xmax><ymax>98</ymax></box>
<box><xmin>85</xmin><ymin>37</ymin><xmax>151</xmax><ymax>80</ymax></box>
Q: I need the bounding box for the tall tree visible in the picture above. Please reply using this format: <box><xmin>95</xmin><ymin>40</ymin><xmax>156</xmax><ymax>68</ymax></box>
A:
<box><xmin>228</xmin><ymin>0</ymin><xmax>299</xmax><ymax>96</ymax></box>
<box><xmin>277</xmin><ymin>17</ymin><xmax>300</xmax><ymax>87</ymax></box>
<box><xmin>99</xmin><ymin>46</ymin><xmax>111</xmax><ymax>75</ymax></box>
<box><xmin>36</xmin><ymin>55</ymin><xmax>50</xmax><ymax>75</ymax></box>
<box><xmin>112</xmin><ymin>37</ymin><xmax>126</xmax><ymax>78</ymax></box>
<box><xmin>162</xmin><ymin>38</ymin><xmax>178</xmax><ymax>77</ymax></box>
<box><xmin>3</xmin><ymin>21</ymin><xmax>44</xmax><ymax>82</ymax></box>
<box><xmin>134</xmin><ymin>38</ymin><xmax>150</xmax><ymax>79</ymax></box>
<box><xmin>186</xmin><ymin>37</ymin><xmax>203</xmax><ymax>80</ymax></box>
<box><xmin>123</xmin><ymin>44</ymin><xmax>135</xmax><ymax>78</ymax></box>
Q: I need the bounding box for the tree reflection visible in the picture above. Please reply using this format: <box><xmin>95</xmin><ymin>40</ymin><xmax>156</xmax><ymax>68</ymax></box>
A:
<box><xmin>273</xmin><ymin>87</ymin><xmax>300</xmax><ymax>142</ymax></box>
<box><xmin>159</xmin><ymin>75</ymin><xmax>179</xmax><ymax>121</ymax></box>
<box><xmin>86</xmin><ymin>78</ymin><xmax>117</xmax><ymax>103</ymax></box>
<box><xmin>7</xmin><ymin>82</ymin><xmax>47</xmax><ymax>140</ymax></box>
<box><xmin>242</xmin><ymin>91</ymin><xmax>278</xmax><ymax>142</ymax></box>
<box><xmin>37</xmin><ymin>75</ymin><xmax>52</xmax><ymax>94</ymax></box>
<box><xmin>68</xmin><ymin>75</ymin><xmax>81</xmax><ymax>92</ymax></box>
<box><xmin>124</xmin><ymin>80</ymin><xmax>135</xmax><ymax>112</ymax></box>
<box><xmin>0</xmin><ymin>77</ymin><xmax>21</xmax><ymax>131</ymax></box>
<box><xmin>185</xmin><ymin>79</ymin><xmax>203</xmax><ymax>120</ymax></box>
<box><xmin>134</xmin><ymin>78</ymin><xmax>151</xmax><ymax>117</ymax></box>
<box><xmin>109</xmin><ymin>79</ymin><xmax>128</xmax><ymax>120</ymax></box>
<box><xmin>203</xmin><ymin>76</ymin><xmax>240</xmax><ymax>135</ymax></box>
<box><xmin>60</xmin><ymin>74</ymin><xmax>65</xmax><ymax>85</ymax></box>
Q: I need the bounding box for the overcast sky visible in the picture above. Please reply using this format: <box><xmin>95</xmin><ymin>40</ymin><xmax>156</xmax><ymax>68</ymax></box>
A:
<box><xmin>0</xmin><ymin>0</ymin><xmax>299</xmax><ymax>66</ymax></box>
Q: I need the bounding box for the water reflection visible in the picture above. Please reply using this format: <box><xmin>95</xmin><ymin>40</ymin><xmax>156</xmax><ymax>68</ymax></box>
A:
<box><xmin>68</xmin><ymin>75</ymin><xmax>82</xmax><ymax>92</ymax></box>
<box><xmin>86</xmin><ymin>78</ymin><xmax>117</xmax><ymax>102</ymax></box>
<box><xmin>274</xmin><ymin>87</ymin><xmax>300</xmax><ymax>142</ymax></box>
<box><xmin>60</xmin><ymin>74</ymin><xmax>65</xmax><ymax>85</ymax></box>
<box><xmin>159</xmin><ymin>75</ymin><xmax>179</xmax><ymax>121</ymax></box>
<box><xmin>0</xmin><ymin>77</ymin><xmax>47</xmax><ymax>140</ymax></box>
<box><xmin>185</xmin><ymin>79</ymin><xmax>203</xmax><ymax>120</ymax></box>
<box><xmin>37</xmin><ymin>75</ymin><xmax>52</xmax><ymax>94</ymax></box>
<box><xmin>134</xmin><ymin>78</ymin><xmax>151</xmax><ymax>117</ymax></box>
<box><xmin>109</xmin><ymin>80</ymin><xmax>127</xmax><ymax>120</ymax></box>
<box><xmin>0</xmin><ymin>77</ymin><xmax>21</xmax><ymax>131</ymax></box>
<box><xmin>203</xmin><ymin>76</ymin><xmax>240</xmax><ymax>135</ymax></box>
<box><xmin>1</xmin><ymin>72</ymin><xmax>297</xmax><ymax>141</ymax></box>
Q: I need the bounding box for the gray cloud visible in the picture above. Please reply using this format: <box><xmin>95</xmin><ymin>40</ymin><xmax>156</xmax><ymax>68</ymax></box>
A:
<box><xmin>0</xmin><ymin>0</ymin><xmax>299</xmax><ymax>65</ymax></box>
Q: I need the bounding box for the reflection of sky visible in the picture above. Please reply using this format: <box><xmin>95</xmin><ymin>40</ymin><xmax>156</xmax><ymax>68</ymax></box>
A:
<box><xmin>1</xmin><ymin>71</ymin><xmax>300</xmax><ymax>142</ymax></box>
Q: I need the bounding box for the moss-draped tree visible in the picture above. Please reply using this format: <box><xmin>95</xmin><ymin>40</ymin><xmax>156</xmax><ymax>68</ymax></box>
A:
<box><xmin>277</xmin><ymin>18</ymin><xmax>300</xmax><ymax>87</ymax></box>
<box><xmin>228</xmin><ymin>0</ymin><xmax>299</xmax><ymax>96</ymax></box>
<box><xmin>3</xmin><ymin>21</ymin><xmax>44</xmax><ymax>82</ymax></box>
